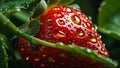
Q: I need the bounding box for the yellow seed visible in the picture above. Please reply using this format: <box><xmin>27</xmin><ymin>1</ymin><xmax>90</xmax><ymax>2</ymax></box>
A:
<box><xmin>56</xmin><ymin>33</ymin><xmax>65</xmax><ymax>38</ymax></box>
<box><xmin>71</xmin><ymin>43</ymin><xmax>75</xmax><ymax>46</ymax></box>
<box><xmin>79</xmin><ymin>32</ymin><xmax>84</xmax><ymax>37</ymax></box>
<box><xmin>54</xmin><ymin>8</ymin><xmax>60</xmax><ymax>10</ymax></box>
<box><xmin>21</xmin><ymin>48</ymin><xmax>24</xmax><ymax>51</ymax></box>
<box><xmin>71</xmin><ymin>15</ymin><xmax>80</xmax><ymax>24</ymax></box>
<box><xmin>47</xmin><ymin>19</ymin><xmax>52</xmax><ymax>21</ymax></box>
<box><xmin>54</xmin><ymin>13</ymin><xmax>62</xmax><ymax>17</ymax></box>
<box><xmin>58</xmin><ymin>20</ymin><xmax>64</xmax><ymax>25</ymax></box>
<box><xmin>91</xmin><ymin>38</ymin><xmax>97</xmax><ymax>43</ymax></box>
<box><xmin>56</xmin><ymin>31</ymin><xmax>66</xmax><ymax>38</ymax></box>
<box><xmin>66</xmin><ymin>8</ymin><xmax>71</xmax><ymax>12</ymax></box>
<box><xmin>34</xmin><ymin>58</ymin><xmax>40</xmax><ymax>62</ymax></box>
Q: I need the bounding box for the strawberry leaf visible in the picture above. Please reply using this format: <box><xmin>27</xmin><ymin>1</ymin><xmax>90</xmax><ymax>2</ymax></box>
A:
<box><xmin>47</xmin><ymin>0</ymin><xmax>74</xmax><ymax>7</ymax></box>
<box><xmin>0</xmin><ymin>34</ymin><xmax>8</xmax><ymax>68</ymax></box>
<box><xmin>98</xmin><ymin>0</ymin><xmax>120</xmax><ymax>40</ymax></box>
<box><xmin>0</xmin><ymin>12</ymin><xmax>118</xmax><ymax>68</ymax></box>
<box><xmin>0</xmin><ymin>0</ymin><xmax>36</xmax><ymax>14</ymax></box>
<box><xmin>28</xmin><ymin>20</ymin><xmax>41</xmax><ymax>36</ymax></box>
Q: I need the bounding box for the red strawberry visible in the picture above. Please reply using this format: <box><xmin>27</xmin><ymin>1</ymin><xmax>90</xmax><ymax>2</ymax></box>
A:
<box><xmin>18</xmin><ymin>6</ymin><xmax>109</xmax><ymax>68</ymax></box>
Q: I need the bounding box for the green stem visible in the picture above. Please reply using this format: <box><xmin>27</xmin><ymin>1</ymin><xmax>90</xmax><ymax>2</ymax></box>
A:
<box><xmin>0</xmin><ymin>12</ymin><xmax>118</xmax><ymax>68</ymax></box>
<box><xmin>0</xmin><ymin>34</ymin><xmax>8</xmax><ymax>68</ymax></box>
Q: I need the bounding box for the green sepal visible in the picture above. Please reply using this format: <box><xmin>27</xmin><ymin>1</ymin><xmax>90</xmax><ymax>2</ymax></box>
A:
<box><xmin>31</xmin><ymin>0</ymin><xmax>47</xmax><ymax>19</ymax></box>
<box><xmin>28</xmin><ymin>20</ymin><xmax>41</xmax><ymax>36</ymax></box>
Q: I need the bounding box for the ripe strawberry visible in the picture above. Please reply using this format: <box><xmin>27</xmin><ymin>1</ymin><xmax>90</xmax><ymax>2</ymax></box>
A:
<box><xmin>18</xmin><ymin>6</ymin><xmax>109</xmax><ymax>68</ymax></box>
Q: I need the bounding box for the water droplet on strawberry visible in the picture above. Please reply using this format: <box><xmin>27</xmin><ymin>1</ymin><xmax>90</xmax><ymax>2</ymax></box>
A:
<box><xmin>20</xmin><ymin>48</ymin><xmax>25</xmax><ymax>51</ymax></box>
<box><xmin>79</xmin><ymin>31</ymin><xmax>84</xmax><ymax>37</ymax></box>
<box><xmin>64</xmin><ymin>7</ymin><xmax>71</xmax><ymax>12</ymax></box>
<box><xmin>47</xmin><ymin>19</ymin><xmax>52</xmax><ymax>21</ymax></box>
<box><xmin>34</xmin><ymin>58</ymin><xmax>40</xmax><ymax>62</ymax></box>
<box><xmin>40</xmin><ymin>63</ymin><xmax>45</xmax><ymax>67</ymax></box>
<box><xmin>42</xmin><ymin>54</ymin><xmax>46</xmax><ymax>57</ymax></box>
<box><xmin>54</xmin><ymin>13</ymin><xmax>62</xmax><ymax>17</ymax></box>
<box><xmin>87</xmin><ymin>49</ymin><xmax>92</xmax><ymax>53</ymax></box>
<box><xmin>56</xmin><ymin>31</ymin><xmax>66</xmax><ymax>38</ymax></box>
<box><xmin>54</xmin><ymin>7</ymin><xmax>60</xmax><ymax>11</ymax></box>
<box><xmin>90</xmin><ymin>38</ymin><xmax>97</xmax><ymax>43</ymax></box>
<box><xmin>57</xmin><ymin>20</ymin><xmax>65</xmax><ymax>25</ymax></box>
<box><xmin>25</xmin><ymin>57</ymin><xmax>30</xmax><ymax>61</ymax></box>
<box><xmin>71</xmin><ymin>15</ymin><xmax>80</xmax><ymax>24</ymax></box>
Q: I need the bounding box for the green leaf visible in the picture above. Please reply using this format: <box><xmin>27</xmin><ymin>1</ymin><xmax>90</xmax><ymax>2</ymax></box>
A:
<box><xmin>0</xmin><ymin>12</ymin><xmax>118</xmax><ymax>68</ymax></box>
<box><xmin>28</xmin><ymin>20</ymin><xmax>41</xmax><ymax>36</ymax></box>
<box><xmin>98</xmin><ymin>0</ymin><xmax>120</xmax><ymax>40</ymax></box>
<box><xmin>47</xmin><ymin>0</ymin><xmax>74</xmax><ymax>7</ymax></box>
<box><xmin>0</xmin><ymin>34</ymin><xmax>8</xmax><ymax>68</ymax></box>
<box><xmin>0</xmin><ymin>0</ymin><xmax>35</xmax><ymax>14</ymax></box>
<box><xmin>31</xmin><ymin>0</ymin><xmax>47</xmax><ymax>18</ymax></box>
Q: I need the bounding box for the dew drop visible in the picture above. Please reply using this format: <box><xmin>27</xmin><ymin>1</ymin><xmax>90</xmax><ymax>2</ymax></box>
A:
<box><xmin>54</xmin><ymin>13</ymin><xmax>62</xmax><ymax>17</ymax></box>
<box><xmin>40</xmin><ymin>63</ymin><xmax>45</xmax><ymax>67</ymax></box>
<box><xmin>92</xmin><ymin>27</ymin><xmax>95</xmax><ymax>30</ymax></box>
<box><xmin>101</xmin><ymin>47</ymin><xmax>105</xmax><ymax>52</ymax></box>
<box><xmin>64</xmin><ymin>7</ymin><xmax>71</xmax><ymax>12</ymax></box>
<box><xmin>20</xmin><ymin>48</ymin><xmax>25</xmax><ymax>51</ymax></box>
<box><xmin>54</xmin><ymin>7</ymin><xmax>60</xmax><ymax>10</ymax></box>
<box><xmin>57</xmin><ymin>20</ymin><xmax>65</xmax><ymax>25</ymax></box>
<box><xmin>47</xmin><ymin>19</ymin><xmax>52</xmax><ymax>21</ymax></box>
<box><xmin>79</xmin><ymin>32</ymin><xmax>84</xmax><ymax>37</ymax></box>
<box><xmin>83</xmin><ymin>24</ymin><xmax>87</xmax><ymax>28</ymax></box>
<box><xmin>87</xmin><ymin>49</ymin><xmax>92</xmax><ymax>53</ymax></box>
<box><xmin>77</xmin><ymin>12</ymin><xmax>82</xmax><ymax>15</ymax></box>
<box><xmin>34</xmin><ymin>58</ymin><xmax>40</xmax><ymax>62</ymax></box>
<box><xmin>90</xmin><ymin>38</ymin><xmax>97</xmax><ymax>43</ymax></box>
<box><xmin>86</xmin><ymin>23</ymin><xmax>91</xmax><ymax>27</ymax></box>
<box><xmin>56</xmin><ymin>31</ymin><xmax>66</xmax><ymax>38</ymax></box>
<box><xmin>42</xmin><ymin>54</ymin><xmax>46</xmax><ymax>57</ymax></box>
<box><xmin>71</xmin><ymin>15</ymin><xmax>80</xmax><ymax>24</ymax></box>
<box><xmin>25</xmin><ymin>57</ymin><xmax>30</xmax><ymax>61</ymax></box>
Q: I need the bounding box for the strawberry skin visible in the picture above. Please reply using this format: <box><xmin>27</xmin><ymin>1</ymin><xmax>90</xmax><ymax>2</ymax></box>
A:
<box><xmin>18</xmin><ymin>6</ymin><xmax>109</xmax><ymax>68</ymax></box>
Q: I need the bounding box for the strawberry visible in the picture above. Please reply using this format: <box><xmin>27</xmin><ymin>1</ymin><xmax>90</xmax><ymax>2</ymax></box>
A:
<box><xmin>18</xmin><ymin>6</ymin><xmax>109</xmax><ymax>68</ymax></box>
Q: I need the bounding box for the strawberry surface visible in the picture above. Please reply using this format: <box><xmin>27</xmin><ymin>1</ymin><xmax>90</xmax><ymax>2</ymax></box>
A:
<box><xmin>18</xmin><ymin>6</ymin><xmax>109</xmax><ymax>68</ymax></box>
